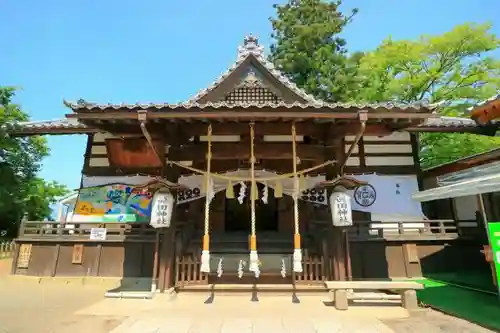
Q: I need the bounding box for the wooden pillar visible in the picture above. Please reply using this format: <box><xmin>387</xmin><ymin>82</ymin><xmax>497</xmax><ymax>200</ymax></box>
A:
<box><xmin>158</xmin><ymin>166</ymin><xmax>180</xmax><ymax>292</ymax></box>
<box><xmin>332</xmin><ymin>229</ymin><xmax>346</xmax><ymax>281</ymax></box>
<box><xmin>324</xmin><ymin>136</ymin><xmax>349</xmax><ymax>281</ymax></box>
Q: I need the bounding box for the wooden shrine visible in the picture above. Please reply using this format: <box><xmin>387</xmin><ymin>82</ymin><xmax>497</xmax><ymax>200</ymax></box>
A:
<box><xmin>6</xmin><ymin>35</ymin><xmax>493</xmax><ymax>291</ymax></box>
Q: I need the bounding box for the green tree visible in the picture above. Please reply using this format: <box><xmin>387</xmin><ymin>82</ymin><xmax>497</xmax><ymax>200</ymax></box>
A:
<box><xmin>0</xmin><ymin>86</ymin><xmax>68</xmax><ymax>236</ymax></box>
<box><xmin>269</xmin><ymin>0</ymin><xmax>359</xmax><ymax>102</ymax></box>
<box><xmin>353</xmin><ymin>23</ymin><xmax>500</xmax><ymax>169</ymax></box>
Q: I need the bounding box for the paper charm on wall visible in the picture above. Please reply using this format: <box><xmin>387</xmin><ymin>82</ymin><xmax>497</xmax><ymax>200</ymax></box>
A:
<box><xmin>301</xmin><ymin>188</ymin><xmax>327</xmax><ymax>205</ymax></box>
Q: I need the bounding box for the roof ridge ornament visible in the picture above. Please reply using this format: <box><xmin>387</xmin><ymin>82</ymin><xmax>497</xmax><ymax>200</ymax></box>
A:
<box><xmin>235</xmin><ymin>69</ymin><xmax>266</xmax><ymax>89</ymax></box>
<box><xmin>237</xmin><ymin>34</ymin><xmax>264</xmax><ymax>59</ymax></box>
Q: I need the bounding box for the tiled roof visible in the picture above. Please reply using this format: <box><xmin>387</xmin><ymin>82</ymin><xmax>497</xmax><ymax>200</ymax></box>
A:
<box><xmin>186</xmin><ymin>35</ymin><xmax>319</xmax><ymax>104</ymax></box>
<box><xmin>62</xmin><ymin>36</ymin><xmax>436</xmax><ymax>113</ymax></box>
<box><xmin>63</xmin><ymin>100</ymin><xmax>436</xmax><ymax>112</ymax></box>
<box><xmin>4</xmin><ymin>118</ymin><xmax>92</xmax><ymax>134</ymax></box>
<box><xmin>417</xmin><ymin>116</ymin><xmax>477</xmax><ymax>128</ymax></box>
<box><xmin>5</xmin><ymin>115</ymin><xmax>483</xmax><ymax>136</ymax></box>
<box><xmin>14</xmin><ymin>118</ymin><xmax>87</xmax><ymax>129</ymax></box>
<box><xmin>468</xmin><ymin>93</ymin><xmax>500</xmax><ymax>111</ymax></box>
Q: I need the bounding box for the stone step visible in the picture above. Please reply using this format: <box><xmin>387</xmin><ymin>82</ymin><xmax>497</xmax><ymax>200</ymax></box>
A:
<box><xmin>179</xmin><ymin>283</ymin><xmax>327</xmax><ymax>295</ymax></box>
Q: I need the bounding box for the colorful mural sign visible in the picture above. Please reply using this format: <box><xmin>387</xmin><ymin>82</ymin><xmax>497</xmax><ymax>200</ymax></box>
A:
<box><xmin>74</xmin><ymin>184</ymin><xmax>153</xmax><ymax>223</ymax></box>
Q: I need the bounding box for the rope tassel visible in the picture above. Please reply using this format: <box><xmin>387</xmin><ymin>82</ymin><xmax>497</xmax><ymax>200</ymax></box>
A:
<box><xmin>293</xmin><ymin>248</ymin><xmax>303</xmax><ymax>273</ymax></box>
<box><xmin>274</xmin><ymin>180</ymin><xmax>283</xmax><ymax>198</ymax></box>
<box><xmin>226</xmin><ymin>180</ymin><xmax>234</xmax><ymax>199</ymax></box>
<box><xmin>252</xmin><ymin>181</ymin><xmax>259</xmax><ymax>200</ymax></box>
<box><xmin>248</xmin><ymin>234</ymin><xmax>260</xmax><ymax>276</ymax></box>
<box><xmin>249</xmin><ymin>249</ymin><xmax>260</xmax><ymax>278</ymax></box>
<box><xmin>200</xmin><ymin>235</ymin><xmax>211</xmax><ymax>273</ymax></box>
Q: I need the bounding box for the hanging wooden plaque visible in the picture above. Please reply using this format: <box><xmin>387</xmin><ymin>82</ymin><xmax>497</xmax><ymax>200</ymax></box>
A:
<box><xmin>72</xmin><ymin>244</ymin><xmax>84</xmax><ymax>264</ymax></box>
<box><xmin>17</xmin><ymin>244</ymin><xmax>32</xmax><ymax>268</ymax></box>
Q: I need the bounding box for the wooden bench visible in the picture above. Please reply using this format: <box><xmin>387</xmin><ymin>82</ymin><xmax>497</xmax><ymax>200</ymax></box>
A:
<box><xmin>324</xmin><ymin>280</ymin><xmax>424</xmax><ymax>311</ymax></box>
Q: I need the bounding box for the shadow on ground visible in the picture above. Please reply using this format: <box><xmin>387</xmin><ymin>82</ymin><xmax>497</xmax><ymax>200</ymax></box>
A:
<box><xmin>0</xmin><ymin>277</ymin><xmax>126</xmax><ymax>333</ymax></box>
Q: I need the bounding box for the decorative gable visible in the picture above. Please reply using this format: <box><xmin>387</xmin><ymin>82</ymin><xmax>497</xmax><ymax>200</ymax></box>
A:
<box><xmin>187</xmin><ymin>35</ymin><xmax>319</xmax><ymax>105</ymax></box>
<box><xmin>223</xmin><ymin>69</ymin><xmax>283</xmax><ymax>104</ymax></box>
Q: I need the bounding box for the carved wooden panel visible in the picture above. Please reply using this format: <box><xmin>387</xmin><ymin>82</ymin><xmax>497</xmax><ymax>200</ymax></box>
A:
<box><xmin>225</xmin><ymin>87</ymin><xmax>281</xmax><ymax>104</ymax></box>
<box><xmin>72</xmin><ymin>244</ymin><xmax>84</xmax><ymax>264</ymax></box>
<box><xmin>17</xmin><ymin>244</ymin><xmax>32</xmax><ymax>268</ymax></box>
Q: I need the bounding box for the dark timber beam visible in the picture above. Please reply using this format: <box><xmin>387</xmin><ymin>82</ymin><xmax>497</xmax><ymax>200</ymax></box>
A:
<box><xmin>168</xmin><ymin>143</ymin><xmax>327</xmax><ymax>161</ymax></box>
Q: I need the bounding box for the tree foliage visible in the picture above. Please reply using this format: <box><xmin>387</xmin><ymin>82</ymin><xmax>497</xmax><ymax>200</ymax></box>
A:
<box><xmin>0</xmin><ymin>87</ymin><xmax>68</xmax><ymax>236</ymax></box>
<box><xmin>269</xmin><ymin>0</ymin><xmax>360</xmax><ymax>101</ymax></box>
<box><xmin>354</xmin><ymin>23</ymin><xmax>500</xmax><ymax>169</ymax></box>
<box><xmin>268</xmin><ymin>3</ymin><xmax>500</xmax><ymax>168</ymax></box>
<box><xmin>355</xmin><ymin>23</ymin><xmax>500</xmax><ymax>112</ymax></box>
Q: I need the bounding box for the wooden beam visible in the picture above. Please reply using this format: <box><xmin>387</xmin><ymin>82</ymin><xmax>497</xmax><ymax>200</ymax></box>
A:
<box><xmin>81</xmin><ymin>163</ymin><xmax>418</xmax><ymax>177</ymax></box>
<box><xmin>168</xmin><ymin>143</ymin><xmax>326</xmax><ymax>161</ymax></box>
<box><xmin>180</xmin><ymin>122</ymin><xmax>322</xmax><ymax>136</ymax></box>
<box><xmin>75</xmin><ymin>119</ymin><xmax>420</xmax><ymax>140</ymax></box>
<box><xmin>186</xmin><ymin>159</ymin><xmax>320</xmax><ymax>175</ymax></box>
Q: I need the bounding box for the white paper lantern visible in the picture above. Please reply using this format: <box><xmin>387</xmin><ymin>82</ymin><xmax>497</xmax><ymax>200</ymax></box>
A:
<box><xmin>329</xmin><ymin>192</ymin><xmax>353</xmax><ymax>227</ymax></box>
<box><xmin>150</xmin><ymin>191</ymin><xmax>175</xmax><ymax>228</ymax></box>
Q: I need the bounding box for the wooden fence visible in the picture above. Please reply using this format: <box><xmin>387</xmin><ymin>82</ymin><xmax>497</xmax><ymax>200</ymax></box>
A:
<box><xmin>175</xmin><ymin>255</ymin><xmax>208</xmax><ymax>287</ymax></box>
<box><xmin>294</xmin><ymin>250</ymin><xmax>325</xmax><ymax>284</ymax></box>
<box><xmin>0</xmin><ymin>240</ymin><xmax>15</xmax><ymax>259</ymax></box>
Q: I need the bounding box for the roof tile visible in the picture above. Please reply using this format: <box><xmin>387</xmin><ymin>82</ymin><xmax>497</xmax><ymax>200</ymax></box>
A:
<box><xmin>187</xmin><ymin>35</ymin><xmax>319</xmax><ymax>104</ymax></box>
<box><xmin>63</xmin><ymin>100</ymin><xmax>436</xmax><ymax>112</ymax></box>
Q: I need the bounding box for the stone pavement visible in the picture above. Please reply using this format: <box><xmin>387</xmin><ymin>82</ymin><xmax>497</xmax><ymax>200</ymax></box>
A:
<box><xmin>77</xmin><ymin>292</ymin><xmax>494</xmax><ymax>333</ymax></box>
<box><xmin>75</xmin><ymin>292</ymin><xmax>412</xmax><ymax>333</ymax></box>
<box><xmin>0</xmin><ymin>276</ymin><xmax>494</xmax><ymax>333</ymax></box>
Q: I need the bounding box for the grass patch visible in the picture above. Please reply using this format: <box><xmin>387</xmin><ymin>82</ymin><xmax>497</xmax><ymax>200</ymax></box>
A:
<box><xmin>415</xmin><ymin>278</ymin><xmax>500</xmax><ymax>331</ymax></box>
<box><xmin>425</xmin><ymin>271</ymin><xmax>496</xmax><ymax>293</ymax></box>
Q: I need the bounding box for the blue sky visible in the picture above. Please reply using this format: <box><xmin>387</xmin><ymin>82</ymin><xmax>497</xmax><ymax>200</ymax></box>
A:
<box><xmin>1</xmin><ymin>0</ymin><xmax>499</xmax><ymax>190</ymax></box>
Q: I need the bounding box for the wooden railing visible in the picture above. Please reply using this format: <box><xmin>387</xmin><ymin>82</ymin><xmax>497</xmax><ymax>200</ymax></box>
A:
<box><xmin>312</xmin><ymin>219</ymin><xmax>479</xmax><ymax>241</ymax></box>
<box><xmin>18</xmin><ymin>221</ymin><xmax>157</xmax><ymax>242</ymax></box>
<box><xmin>0</xmin><ymin>240</ymin><xmax>15</xmax><ymax>259</ymax></box>
<box><xmin>294</xmin><ymin>250</ymin><xmax>325</xmax><ymax>284</ymax></box>
<box><xmin>16</xmin><ymin>219</ymin><xmax>479</xmax><ymax>243</ymax></box>
<box><xmin>175</xmin><ymin>255</ymin><xmax>208</xmax><ymax>287</ymax></box>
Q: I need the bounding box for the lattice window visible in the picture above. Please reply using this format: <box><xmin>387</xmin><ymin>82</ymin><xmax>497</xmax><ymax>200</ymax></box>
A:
<box><xmin>224</xmin><ymin>87</ymin><xmax>282</xmax><ymax>104</ymax></box>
